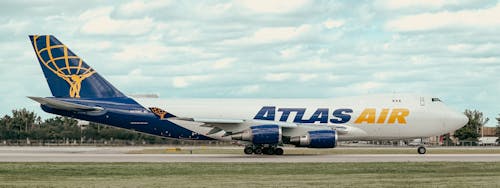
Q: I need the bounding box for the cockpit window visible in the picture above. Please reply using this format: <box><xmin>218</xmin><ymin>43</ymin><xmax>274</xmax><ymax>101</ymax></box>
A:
<box><xmin>431</xmin><ymin>98</ymin><xmax>441</xmax><ymax>102</ymax></box>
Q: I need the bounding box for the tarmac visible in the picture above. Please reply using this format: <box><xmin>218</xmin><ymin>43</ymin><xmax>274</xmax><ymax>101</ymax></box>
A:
<box><xmin>1</xmin><ymin>146</ymin><xmax>500</xmax><ymax>163</ymax></box>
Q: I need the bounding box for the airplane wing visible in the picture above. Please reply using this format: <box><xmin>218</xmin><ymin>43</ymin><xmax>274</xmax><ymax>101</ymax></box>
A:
<box><xmin>171</xmin><ymin>117</ymin><xmax>350</xmax><ymax>136</ymax></box>
<box><xmin>28</xmin><ymin>96</ymin><xmax>103</xmax><ymax>112</ymax></box>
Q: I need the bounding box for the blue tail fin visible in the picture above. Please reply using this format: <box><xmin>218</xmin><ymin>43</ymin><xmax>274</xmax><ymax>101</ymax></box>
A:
<box><xmin>29</xmin><ymin>35</ymin><xmax>125</xmax><ymax>98</ymax></box>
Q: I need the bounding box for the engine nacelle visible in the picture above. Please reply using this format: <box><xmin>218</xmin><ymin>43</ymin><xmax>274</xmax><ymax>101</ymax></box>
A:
<box><xmin>231</xmin><ymin>125</ymin><xmax>282</xmax><ymax>144</ymax></box>
<box><xmin>290</xmin><ymin>129</ymin><xmax>337</xmax><ymax>148</ymax></box>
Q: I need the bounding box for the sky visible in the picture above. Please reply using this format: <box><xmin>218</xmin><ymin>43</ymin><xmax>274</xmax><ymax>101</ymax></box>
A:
<box><xmin>0</xmin><ymin>0</ymin><xmax>499</xmax><ymax>126</ymax></box>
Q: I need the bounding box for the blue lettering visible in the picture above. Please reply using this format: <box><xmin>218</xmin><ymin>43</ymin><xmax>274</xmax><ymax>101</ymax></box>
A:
<box><xmin>303</xmin><ymin>108</ymin><xmax>329</xmax><ymax>123</ymax></box>
<box><xmin>254</xmin><ymin>107</ymin><xmax>353</xmax><ymax>124</ymax></box>
<box><xmin>278</xmin><ymin>108</ymin><xmax>305</xmax><ymax>122</ymax></box>
<box><xmin>254</xmin><ymin>106</ymin><xmax>275</xmax><ymax>121</ymax></box>
<box><xmin>330</xmin><ymin>108</ymin><xmax>352</xmax><ymax>124</ymax></box>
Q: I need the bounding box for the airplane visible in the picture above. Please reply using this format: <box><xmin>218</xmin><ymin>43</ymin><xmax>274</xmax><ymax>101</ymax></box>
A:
<box><xmin>27</xmin><ymin>35</ymin><xmax>468</xmax><ymax>155</ymax></box>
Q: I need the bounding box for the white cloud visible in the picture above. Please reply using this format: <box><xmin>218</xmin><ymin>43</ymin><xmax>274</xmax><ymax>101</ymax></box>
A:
<box><xmin>447</xmin><ymin>43</ymin><xmax>496</xmax><ymax>54</ymax></box>
<box><xmin>239</xmin><ymin>85</ymin><xmax>261</xmax><ymax>94</ymax></box>
<box><xmin>112</xmin><ymin>42</ymin><xmax>170</xmax><ymax>62</ymax></box>
<box><xmin>0</xmin><ymin>20</ymin><xmax>29</xmax><ymax>34</ymax></box>
<box><xmin>264</xmin><ymin>73</ymin><xmax>292</xmax><ymax>82</ymax></box>
<box><xmin>298</xmin><ymin>73</ymin><xmax>318</xmax><ymax>82</ymax></box>
<box><xmin>118</xmin><ymin>0</ymin><xmax>172</xmax><ymax>15</ymax></box>
<box><xmin>74</xmin><ymin>41</ymin><xmax>113</xmax><ymax>51</ymax></box>
<box><xmin>172</xmin><ymin>75</ymin><xmax>213</xmax><ymax>88</ymax></box>
<box><xmin>254</xmin><ymin>25</ymin><xmax>310</xmax><ymax>42</ymax></box>
<box><xmin>79</xmin><ymin>7</ymin><xmax>155</xmax><ymax>35</ymax></box>
<box><xmin>373</xmin><ymin>70</ymin><xmax>422</xmax><ymax>81</ymax></box>
<box><xmin>224</xmin><ymin>25</ymin><xmax>311</xmax><ymax>45</ymax></box>
<box><xmin>323</xmin><ymin>19</ymin><xmax>344</xmax><ymax>29</ymax></box>
<box><xmin>386</xmin><ymin>3</ymin><xmax>500</xmax><ymax>32</ymax></box>
<box><xmin>212</xmin><ymin>58</ymin><xmax>236</xmax><ymax>69</ymax></box>
<box><xmin>355</xmin><ymin>81</ymin><xmax>383</xmax><ymax>90</ymax></box>
<box><xmin>238</xmin><ymin>0</ymin><xmax>309</xmax><ymax>13</ymax></box>
<box><xmin>195</xmin><ymin>2</ymin><xmax>234</xmax><ymax>16</ymax></box>
<box><xmin>375</xmin><ymin>0</ymin><xmax>463</xmax><ymax>10</ymax></box>
<box><xmin>280</xmin><ymin>45</ymin><xmax>302</xmax><ymax>58</ymax></box>
<box><xmin>172</xmin><ymin>77</ymin><xmax>189</xmax><ymax>88</ymax></box>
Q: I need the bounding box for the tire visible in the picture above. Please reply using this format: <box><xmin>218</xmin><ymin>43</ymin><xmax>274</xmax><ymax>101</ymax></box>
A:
<box><xmin>253</xmin><ymin>147</ymin><xmax>263</xmax><ymax>154</ymax></box>
<box><xmin>244</xmin><ymin>147</ymin><xmax>253</xmax><ymax>155</ymax></box>
<box><xmin>274</xmin><ymin>148</ymin><xmax>284</xmax><ymax>155</ymax></box>
<box><xmin>265</xmin><ymin>148</ymin><xmax>274</xmax><ymax>155</ymax></box>
<box><xmin>417</xmin><ymin>146</ymin><xmax>426</xmax><ymax>154</ymax></box>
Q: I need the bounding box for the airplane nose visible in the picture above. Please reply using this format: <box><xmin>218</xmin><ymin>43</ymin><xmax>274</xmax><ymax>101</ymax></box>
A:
<box><xmin>449</xmin><ymin>112</ymin><xmax>468</xmax><ymax>128</ymax></box>
<box><xmin>458</xmin><ymin>114</ymin><xmax>469</xmax><ymax>126</ymax></box>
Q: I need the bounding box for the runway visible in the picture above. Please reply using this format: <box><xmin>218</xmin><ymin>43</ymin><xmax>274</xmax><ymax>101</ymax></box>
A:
<box><xmin>1</xmin><ymin>147</ymin><xmax>500</xmax><ymax>162</ymax></box>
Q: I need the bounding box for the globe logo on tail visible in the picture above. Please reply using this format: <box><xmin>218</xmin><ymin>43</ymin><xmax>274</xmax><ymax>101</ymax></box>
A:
<box><xmin>32</xmin><ymin>35</ymin><xmax>95</xmax><ymax>98</ymax></box>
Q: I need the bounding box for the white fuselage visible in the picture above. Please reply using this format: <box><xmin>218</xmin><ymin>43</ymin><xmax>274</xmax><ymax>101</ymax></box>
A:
<box><xmin>134</xmin><ymin>94</ymin><xmax>467</xmax><ymax>141</ymax></box>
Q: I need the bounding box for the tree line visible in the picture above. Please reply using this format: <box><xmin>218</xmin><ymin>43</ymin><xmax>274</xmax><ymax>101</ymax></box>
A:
<box><xmin>0</xmin><ymin>108</ymin><xmax>177</xmax><ymax>145</ymax></box>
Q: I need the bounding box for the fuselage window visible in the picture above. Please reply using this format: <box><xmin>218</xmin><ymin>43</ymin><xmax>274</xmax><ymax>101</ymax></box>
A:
<box><xmin>431</xmin><ymin>98</ymin><xmax>441</xmax><ymax>102</ymax></box>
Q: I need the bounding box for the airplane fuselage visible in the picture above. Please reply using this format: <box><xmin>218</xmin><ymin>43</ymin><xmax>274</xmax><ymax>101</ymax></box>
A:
<box><xmin>134</xmin><ymin>94</ymin><xmax>466</xmax><ymax>141</ymax></box>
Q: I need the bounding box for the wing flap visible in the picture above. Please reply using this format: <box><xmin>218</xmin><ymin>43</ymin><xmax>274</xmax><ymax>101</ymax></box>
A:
<box><xmin>28</xmin><ymin>96</ymin><xmax>103</xmax><ymax>112</ymax></box>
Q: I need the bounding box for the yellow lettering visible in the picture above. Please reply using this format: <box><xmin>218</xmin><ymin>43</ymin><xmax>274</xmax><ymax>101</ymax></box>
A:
<box><xmin>354</xmin><ymin>108</ymin><xmax>376</xmax><ymax>124</ymax></box>
<box><xmin>387</xmin><ymin>108</ymin><xmax>410</xmax><ymax>124</ymax></box>
<box><xmin>377</xmin><ymin>108</ymin><xmax>389</xmax><ymax>124</ymax></box>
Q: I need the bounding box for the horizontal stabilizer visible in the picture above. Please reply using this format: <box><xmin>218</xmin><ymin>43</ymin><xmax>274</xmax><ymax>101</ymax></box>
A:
<box><xmin>27</xmin><ymin>96</ymin><xmax>103</xmax><ymax>112</ymax></box>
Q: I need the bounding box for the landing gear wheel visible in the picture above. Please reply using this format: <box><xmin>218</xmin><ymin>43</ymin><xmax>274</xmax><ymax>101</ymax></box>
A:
<box><xmin>417</xmin><ymin>146</ymin><xmax>426</xmax><ymax>154</ymax></box>
<box><xmin>244</xmin><ymin>147</ymin><xmax>253</xmax><ymax>155</ymax></box>
<box><xmin>253</xmin><ymin>147</ymin><xmax>263</xmax><ymax>154</ymax></box>
<box><xmin>262</xmin><ymin>147</ymin><xmax>273</xmax><ymax>155</ymax></box>
<box><xmin>274</xmin><ymin>148</ymin><xmax>284</xmax><ymax>155</ymax></box>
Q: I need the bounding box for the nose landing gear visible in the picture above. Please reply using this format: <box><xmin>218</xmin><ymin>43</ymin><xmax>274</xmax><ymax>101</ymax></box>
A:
<box><xmin>417</xmin><ymin>146</ymin><xmax>427</xmax><ymax>154</ymax></box>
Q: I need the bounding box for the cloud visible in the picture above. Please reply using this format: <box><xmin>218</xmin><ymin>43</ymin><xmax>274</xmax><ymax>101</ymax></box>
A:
<box><xmin>323</xmin><ymin>19</ymin><xmax>344</xmax><ymax>29</ymax></box>
<box><xmin>223</xmin><ymin>25</ymin><xmax>312</xmax><ymax>45</ymax></box>
<box><xmin>447</xmin><ymin>43</ymin><xmax>497</xmax><ymax>55</ymax></box>
<box><xmin>386</xmin><ymin>3</ymin><xmax>500</xmax><ymax>32</ymax></box>
<box><xmin>172</xmin><ymin>75</ymin><xmax>213</xmax><ymax>88</ymax></box>
<box><xmin>280</xmin><ymin>45</ymin><xmax>303</xmax><ymax>58</ymax></box>
<box><xmin>356</xmin><ymin>81</ymin><xmax>383</xmax><ymax>90</ymax></box>
<box><xmin>73</xmin><ymin>41</ymin><xmax>113</xmax><ymax>51</ymax></box>
<box><xmin>0</xmin><ymin>20</ymin><xmax>29</xmax><ymax>34</ymax></box>
<box><xmin>264</xmin><ymin>73</ymin><xmax>292</xmax><ymax>82</ymax></box>
<box><xmin>112</xmin><ymin>42</ymin><xmax>170</xmax><ymax>62</ymax></box>
<box><xmin>376</xmin><ymin>0</ymin><xmax>465</xmax><ymax>10</ymax></box>
<box><xmin>237</xmin><ymin>0</ymin><xmax>309</xmax><ymax>13</ymax></box>
<box><xmin>212</xmin><ymin>58</ymin><xmax>236</xmax><ymax>69</ymax></box>
<box><xmin>79</xmin><ymin>7</ymin><xmax>155</xmax><ymax>35</ymax></box>
<box><xmin>254</xmin><ymin>25</ymin><xmax>311</xmax><ymax>42</ymax></box>
<box><xmin>298</xmin><ymin>73</ymin><xmax>318</xmax><ymax>82</ymax></box>
<box><xmin>236</xmin><ymin>84</ymin><xmax>261</xmax><ymax>94</ymax></box>
<box><xmin>118</xmin><ymin>0</ymin><xmax>172</xmax><ymax>15</ymax></box>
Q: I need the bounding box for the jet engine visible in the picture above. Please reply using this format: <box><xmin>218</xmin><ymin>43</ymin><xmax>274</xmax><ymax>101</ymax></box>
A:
<box><xmin>290</xmin><ymin>129</ymin><xmax>337</xmax><ymax>148</ymax></box>
<box><xmin>231</xmin><ymin>124</ymin><xmax>282</xmax><ymax>144</ymax></box>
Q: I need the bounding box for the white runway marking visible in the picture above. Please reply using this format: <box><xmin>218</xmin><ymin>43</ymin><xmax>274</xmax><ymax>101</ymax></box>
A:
<box><xmin>0</xmin><ymin>147</ymin><xmax>500</xmax><ymax>162</ymax></box>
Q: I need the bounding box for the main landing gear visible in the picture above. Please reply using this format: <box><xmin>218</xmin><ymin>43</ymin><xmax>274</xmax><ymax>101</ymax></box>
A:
<box><xmin>417</xmin><ymin>146</ymin><xmax>427</xmax><ymax>154</ymax></box>
<box><xmin>244</xmin><ymin>145</ymin><xmax>284</xmax><ymax>155</ymax></box>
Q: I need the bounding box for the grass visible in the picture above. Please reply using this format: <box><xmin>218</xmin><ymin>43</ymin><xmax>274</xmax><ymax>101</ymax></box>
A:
<box><xmin>0</xmin><ymin>162</ymin><xmax>499</xmax><ymax>187</ymax></box>
<box><xmin>127</xmin><ymin>147</ymin><xmax>500</xmax><ymax>155</ymax></box>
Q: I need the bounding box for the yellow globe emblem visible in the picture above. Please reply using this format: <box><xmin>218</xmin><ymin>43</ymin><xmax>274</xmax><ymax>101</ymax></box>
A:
<box><xmin>32</xmin><ymin>35</ymin><xmax>95</xmax><ymax>98</ymax></box>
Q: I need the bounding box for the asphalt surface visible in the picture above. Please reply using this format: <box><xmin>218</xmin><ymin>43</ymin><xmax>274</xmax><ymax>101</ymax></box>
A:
<box><xmin>1</xmin><ymin>146</ymin><xmax>500</xmax><ymax>162</ymax></box>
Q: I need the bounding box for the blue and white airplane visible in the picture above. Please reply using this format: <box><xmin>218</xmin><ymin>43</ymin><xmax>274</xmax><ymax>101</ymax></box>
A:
<box><xmin>28</xmin><ymin>35</ymin><xmax>468</xmax><ymax>155</ymax></box>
